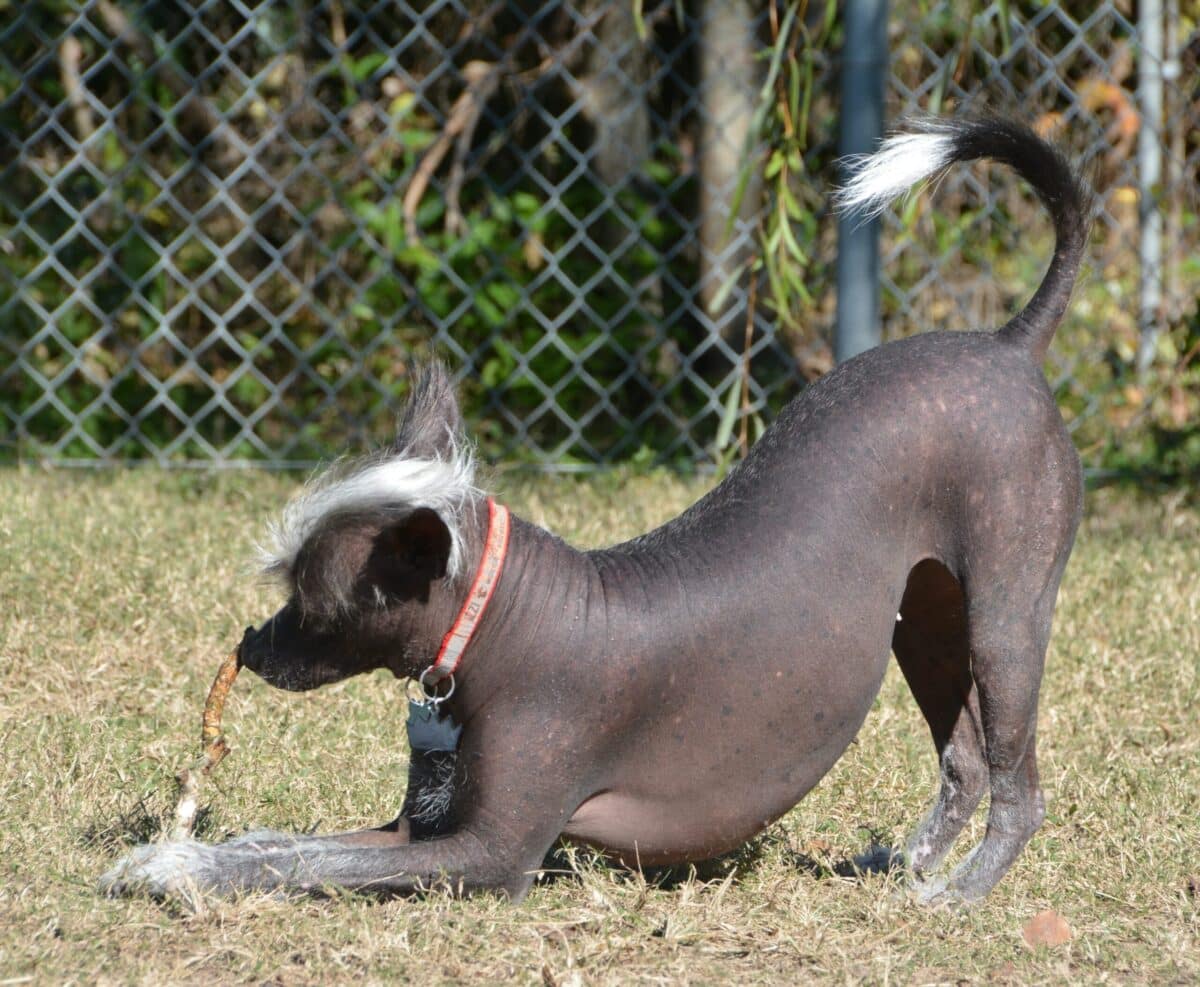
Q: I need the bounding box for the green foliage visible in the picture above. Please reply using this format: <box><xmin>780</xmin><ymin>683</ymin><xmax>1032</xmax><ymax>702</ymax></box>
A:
<box><xmin>2</xmin><ymin>0</ymin><xmax>1197</xmax><ymax>476</ymax></box>
<box><xmin>731</xmin><ymin>0</ymin><xmax>837</xmax><ymax>329</ymax></box>
<box><xmin>0</xmin><ymin>3</ymin><xmax>696</xmax><ymax>464</ymax></box>
<box><xmin>5</xmin><ymin>0</ymin><xmax>787</xmax><ymax>467</ymax></box>
<box><xmin>1090</xmin><ymin>298</ymin><xmax>1200</xmax><ymax>481</ymax></box>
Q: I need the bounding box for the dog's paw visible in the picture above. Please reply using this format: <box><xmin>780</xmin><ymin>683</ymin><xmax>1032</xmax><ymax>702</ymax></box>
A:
<box><xmin>99</xmin><ymin>839</ymin><xmax>219</xmax><ymax>898</ymax></box>
<box><xmin>906</xmin><ymin>874</ymin><xmax>976</xmax><ymax>910</ymax></box>
<box><xmin>908</xmin><ymin>873</ymin><xmax>948</xmax><ymax>903</ymax></box>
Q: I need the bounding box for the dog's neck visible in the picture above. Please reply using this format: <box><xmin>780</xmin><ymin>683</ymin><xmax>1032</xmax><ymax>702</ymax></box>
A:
<box><xmin>434</xmin><ymin>509</ymin><xmax>619</xmax><ymax>722</ymax></box>
<box><xmin>422</xmin><ymin>498</ymin><xmax>511</xmax><ymax>688</ymax></box>
<box><xmin>436</xmin><ymin>503</ymin><xmax>715</xmax><ymax>726</ymax></box>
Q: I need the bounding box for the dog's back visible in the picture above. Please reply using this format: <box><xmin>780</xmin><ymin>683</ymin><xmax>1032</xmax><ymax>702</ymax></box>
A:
<box><xmin>590</xmin><ymin>119</ymin><xmax>1092</xmax><ymax>899</ymax></box>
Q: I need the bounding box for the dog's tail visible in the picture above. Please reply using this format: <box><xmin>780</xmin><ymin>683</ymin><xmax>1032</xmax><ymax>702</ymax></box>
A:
<box><xmin>835</xmin><ymin>117</ymin><xmax>1094</xmax><ymax>362</ymax></box>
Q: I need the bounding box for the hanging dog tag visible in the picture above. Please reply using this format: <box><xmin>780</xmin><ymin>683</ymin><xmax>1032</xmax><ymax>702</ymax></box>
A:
<box><xmin>406</xmin><ymin>699</ymin><xmax>462</xmax><ymax>753</ymax></box>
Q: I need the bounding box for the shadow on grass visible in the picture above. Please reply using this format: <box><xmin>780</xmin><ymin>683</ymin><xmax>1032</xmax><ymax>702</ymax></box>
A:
<box><xmin>79</xmin><ymin>799</ymin><xmax>226</xmax><ymax>854</ymax></box>
<box><xmin>534</xmin><ymin>829</ymin><xmax>906</xmax><ymax>893</ymax></box>
<box><xmin>79</xmin><ymin>799</ymin><xmax>162</xmax><ymax>854</ymax></box>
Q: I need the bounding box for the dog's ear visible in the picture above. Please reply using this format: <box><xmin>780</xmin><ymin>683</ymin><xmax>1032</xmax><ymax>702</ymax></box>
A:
<box><xmin>367</xmin><ymin>507</ymin><xmax>453</xmax><ymax>605</ymax></box>
<box><xmin>294</xmin><ymin>508</ymin><xmax>454</xmax><ymax>618</ymax></box>
<box><xmin>394</xmin><ymin>363</ymin><xmax>463</xmax><ymax>460</ymax></box>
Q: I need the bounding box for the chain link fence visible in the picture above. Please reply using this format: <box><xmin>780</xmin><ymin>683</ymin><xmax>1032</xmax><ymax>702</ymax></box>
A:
<box><xmin>2</xmin><ymin>1</ymin><xmax>1197</xmax><ymax>470</ymax></box>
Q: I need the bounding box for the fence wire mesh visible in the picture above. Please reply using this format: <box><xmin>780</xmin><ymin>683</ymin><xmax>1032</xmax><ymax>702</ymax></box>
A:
<box><xmin>1</xmin><ymin>1</ymin><xmax>1197</xmax><ymax>469</ymax></box>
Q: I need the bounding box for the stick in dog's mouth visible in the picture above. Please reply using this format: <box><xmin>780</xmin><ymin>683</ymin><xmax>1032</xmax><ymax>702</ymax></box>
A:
<box><xmin>168</xmin><ymin>646</ymin><xmax>241</xmax><ymax>841</ymax></box>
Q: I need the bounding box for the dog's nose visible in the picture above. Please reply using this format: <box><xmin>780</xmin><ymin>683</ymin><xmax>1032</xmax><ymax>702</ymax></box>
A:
<box><xmin>238</xmin><ymin>624</ymin><xmax>262</xmax><ymax>670</ymax></box>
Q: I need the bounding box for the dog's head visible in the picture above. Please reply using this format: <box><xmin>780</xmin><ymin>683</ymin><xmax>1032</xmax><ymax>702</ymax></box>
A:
<box><xmin>241</xmin><ymin>364</ymin><xmax>481</xmax><ymax>691</ymax></box>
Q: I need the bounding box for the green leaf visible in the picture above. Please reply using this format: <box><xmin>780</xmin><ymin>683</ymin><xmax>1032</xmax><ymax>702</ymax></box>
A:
<box><xmin>724</xmin><ymin>159</ymin><xmax>758</xmax><ymax>241</ymax></box>
<box><xmin>632</xmin><ymin>0</ymin><xmax>647</xmax><ymax>40</ymax></box>
<box><xmin>350</xmin><ymin>53</ymin><xmax>388</xmax><ymax>81</ymax></box>
<box><xmin>714</xmin><ymin>373</ymin><xmax>742</xmax><ymax>455</ymax></box>
<box><xmin>707</xmin><ymin>263</ymin><xmax>747</xmax><ymax>316</ymax></box>
<box><xmin>780</xmin><ymin>183</ymin><xmax>804</xmax><ymax>221</ymax></box>
<box><xmin>798</xmin><ymin>52</ymin><xmax>816</xmax><ymax>146</ymax></box>
<box><xmin>779</xmin><ymin>215</ymin><xmax>808</xmax><ymax>265</ymax></box>
<box><xmin>788</xmin><ymin>58</ymin><xmax>801</xmax><ymax>125</ymax></box>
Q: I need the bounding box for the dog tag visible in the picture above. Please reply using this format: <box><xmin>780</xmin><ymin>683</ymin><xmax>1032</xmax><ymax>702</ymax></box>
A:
<box><xmin>406</xmin><ymin>699</ymin><xmax>462</xmax><ymax>753</ymax></box>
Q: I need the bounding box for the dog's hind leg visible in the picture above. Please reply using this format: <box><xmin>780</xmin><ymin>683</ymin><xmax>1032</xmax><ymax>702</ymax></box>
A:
<box><xmin>893</xmin><ymin>560</ymin><xmax>988</xmax><ymax>878</ymax></box>
<box><xmin>935</xmin><ymin>554</ymin><xmax>1072</xmax><ymax>902</ymax></box>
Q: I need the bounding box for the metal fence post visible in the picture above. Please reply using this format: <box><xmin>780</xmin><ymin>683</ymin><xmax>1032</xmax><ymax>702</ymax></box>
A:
<box><xmin>1136</xmin><ymin>0</ymin><xmax>1164</xmax><ymax>373</ymax></box>
<box><xmin>834</xmin><ymin>0</ymin><xmax>888</xmax><ymax>364</ymax></box>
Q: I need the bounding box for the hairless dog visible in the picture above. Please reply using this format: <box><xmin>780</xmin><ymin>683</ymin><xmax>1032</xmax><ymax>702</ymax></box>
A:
<box><xmin>102</xmin><ymin>117</ymin><xmax>1094</xmax><ymax>905</ymax></box>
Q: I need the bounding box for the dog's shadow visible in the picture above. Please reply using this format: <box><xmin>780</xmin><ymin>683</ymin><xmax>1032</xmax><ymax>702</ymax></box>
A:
<box><xmin>788</xmin><ymin>842</ymin><xmax>905</xmax><ymax>881</ymax></box>
<box><xmin>79</xmin><ymin>799</ymin><xmax>224</xmax><ymax>855</ymax></box>
<box><xmin>535</xmin><ymin>830</ymin><xmax>905</xmax><ymax>893</ymax></box>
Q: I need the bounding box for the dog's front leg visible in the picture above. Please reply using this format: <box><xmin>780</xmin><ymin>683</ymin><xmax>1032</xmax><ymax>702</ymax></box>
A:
<box><xmin>100</xmin><ymin>825</ymin><xmax>542</xmax><ymax>900</ymax></box>
<box><xmin>220</xmin><ymin>822</ymin><xmax>418</xmax><ymax>850</ymax></box>
<box><xmin>102</xmin><ymin>739</ymin><xmax>575</xmax><ymax>901</ymax></box>
<box><xmin>228</xmin><ymin>726</ymin><xmax>463</xmax><ymax>847</ymax></box>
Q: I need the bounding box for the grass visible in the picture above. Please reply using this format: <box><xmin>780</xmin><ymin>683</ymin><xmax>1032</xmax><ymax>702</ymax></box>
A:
<box><xmin>1</xmin><ymin>467</ymin><xmax>1197</xmax><ymax>984</ymax></box>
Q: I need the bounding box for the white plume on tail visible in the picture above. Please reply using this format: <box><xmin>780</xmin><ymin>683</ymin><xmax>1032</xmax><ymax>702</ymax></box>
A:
<box><xmin>835</xmin><ymin>128</ymin><xmax>958</xmax><ymax>218</ymax></box>
<box><xmin>832</xmin><ymin>116</ymin><xmax>1093</xmax><ymax>360</ymax></box>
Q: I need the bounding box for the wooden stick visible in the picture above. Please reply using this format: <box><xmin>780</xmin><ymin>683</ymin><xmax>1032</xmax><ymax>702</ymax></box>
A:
<box><xmin>169</xmin><ymin>648</ymin><xmax>241</xmax><ymax>841</ymax></box>
<box><xmin>403</xmin><ymin>60</ymin><xmax>501</xmax><ymax>243</ymax></box>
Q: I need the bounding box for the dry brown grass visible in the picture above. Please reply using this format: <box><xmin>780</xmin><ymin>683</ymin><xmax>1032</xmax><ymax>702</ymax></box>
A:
<box><xmin>1</xmin><ymin>468</ymin><xmax>1197</xmax><ymax>984</ymax></box>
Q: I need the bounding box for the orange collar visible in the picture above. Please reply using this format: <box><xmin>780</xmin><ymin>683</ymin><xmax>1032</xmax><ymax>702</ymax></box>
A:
<box><xmin>422</xmin><ymin>498</ymin><xmax>511</xmax><ymax>688</ymax></box>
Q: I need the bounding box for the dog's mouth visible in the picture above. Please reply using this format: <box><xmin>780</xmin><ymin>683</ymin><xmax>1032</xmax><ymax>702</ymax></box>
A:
<box><xmin>237</xmin><ymin>621</ymin><xmax>344</xmax><ymax>692</ymax></box>
<box><xmin>238</xmin><ymin>621</ymin><xmax>289</xmax><ymax>686</ymax></box>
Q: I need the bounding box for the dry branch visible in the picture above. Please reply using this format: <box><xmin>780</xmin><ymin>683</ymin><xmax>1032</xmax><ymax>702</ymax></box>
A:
<box><xmin>168</xmin><ymin>647</ymin><xmax>240</xmax><ymax>841</ymax></box>
<box><xmin>59</xmin><ymin>36</ymin><xmax>96</xmax><ymax>145</ymax></box>
<box><xmin>403</xmin><ymin>60</ymin><xmax>502</xmax><ymax>243</ymax></box>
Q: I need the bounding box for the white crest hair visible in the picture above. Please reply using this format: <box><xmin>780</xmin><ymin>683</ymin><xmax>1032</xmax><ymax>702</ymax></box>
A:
<box><xmin>259</xmin><ymin>441</ymin><xmax>480</xmax><ymax>583</ymax></box>
<box><xmin>835</xmin><ymin>125</ymin><xmax>958</xmax><ymax>219</ymax></box>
